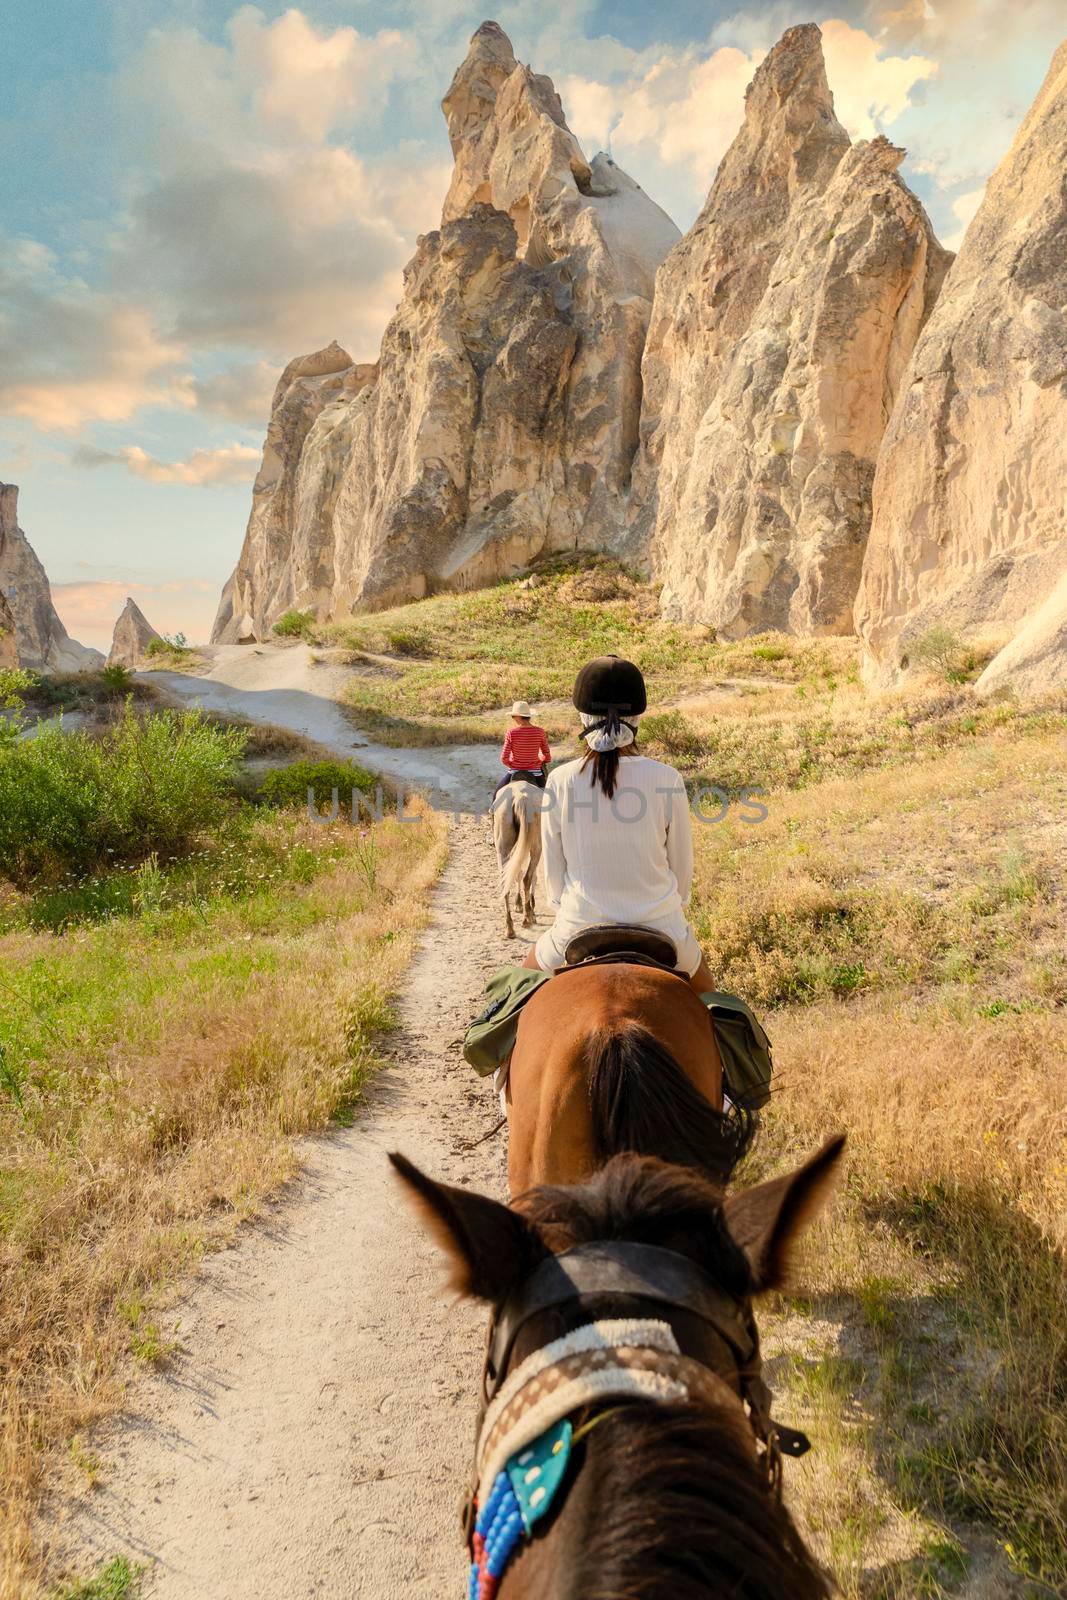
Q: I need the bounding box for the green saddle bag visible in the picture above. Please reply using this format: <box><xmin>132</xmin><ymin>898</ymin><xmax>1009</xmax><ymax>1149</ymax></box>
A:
<box><xmin>698</xmin><ymin>990</ymin><xmax>774</xmax><ymax>1111</ymax></box>
<box><xmin>463</xmin><ymin>967</ymin><xmax>773</xmax><ymax>1110</ymax></box>
<box><xmin>463</xmin><ymin>965</ymin><xmax>552</xmax><ymax>1077</ymax></box>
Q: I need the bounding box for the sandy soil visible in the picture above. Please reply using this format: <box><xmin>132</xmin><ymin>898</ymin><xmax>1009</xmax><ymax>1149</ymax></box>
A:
<box><xmin>143</xmin><ymin>643</ymin><xmax>502</xmax><ymax>812</ymax></box>
<box><xmin>46</xmin><ymin>819</ymin><xmax>519</xmax><ymax>1597</ymax></box>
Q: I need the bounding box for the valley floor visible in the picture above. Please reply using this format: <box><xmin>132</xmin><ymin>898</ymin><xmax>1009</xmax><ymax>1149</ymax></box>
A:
<box><xmin>3</xmin><ymin>575</ymin><xmax>1064</xmax><ymax>1598</ymax></box>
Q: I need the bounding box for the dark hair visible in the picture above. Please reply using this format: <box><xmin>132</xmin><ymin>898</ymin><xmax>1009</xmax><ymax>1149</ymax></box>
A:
<box><xmin>580</xmin><ymin>739</ymin><xmax>638</xmax><ymax>800</ymax></box>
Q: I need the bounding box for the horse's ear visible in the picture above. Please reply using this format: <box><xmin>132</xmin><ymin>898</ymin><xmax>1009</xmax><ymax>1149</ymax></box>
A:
<box><xmin>389</xmin><ymin>1152</ymin><xmax>544</xmax><ymax>1302</ymax></box>
<box><xmin>723</xmin><ymin>1134</ymin><xmax>845</xmax><ymax>1292</ymax></box>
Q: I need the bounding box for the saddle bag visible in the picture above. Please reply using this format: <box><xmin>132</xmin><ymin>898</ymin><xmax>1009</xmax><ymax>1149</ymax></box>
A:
<box><xmin>698</xmin><ymin>990</ymin><xmax>774</xmax><ymax>1111</ymax></box>
<box><xmin>463</xmin><ymin>967</ymin><xmax>773</xmax><ymax>1110</ymax></box>
<box><xmin>463</xmin><ymin>965</ymin><xmax>551</xmax><ymax>1077</ymax></box>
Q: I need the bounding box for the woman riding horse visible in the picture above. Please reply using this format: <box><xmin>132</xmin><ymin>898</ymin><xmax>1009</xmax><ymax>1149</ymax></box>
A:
<box><xmin>507</xmin><ymin>657</ymin><xmax>741</xmax><ymax>1194</ymax></box>
<box><xmin>522</xmin><ymin>654</ymin><xmax>715</xmax><ymax>994</ymax></box>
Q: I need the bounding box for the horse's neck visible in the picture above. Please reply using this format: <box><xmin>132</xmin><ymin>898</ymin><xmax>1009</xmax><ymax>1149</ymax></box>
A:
<box><xmin>502</xmin><ymin>1408</ymin><xmax>805</xmax><ymax>1600</ymax></box>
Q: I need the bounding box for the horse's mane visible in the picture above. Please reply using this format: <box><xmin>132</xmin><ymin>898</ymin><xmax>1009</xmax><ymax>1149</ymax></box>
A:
<box><xmin>568</xmin><ymin>1402</ymin><xmax>834</xmax><ymax>1599</ymax></box>
<box><xmin>582</xmin><ymin>1022</ymin><xmax>755</xmax><ymax>1190</ymax></box>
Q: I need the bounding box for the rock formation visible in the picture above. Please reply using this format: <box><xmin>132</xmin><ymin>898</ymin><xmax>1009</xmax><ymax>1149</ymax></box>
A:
<box><xmin>0</xmin><ymin>588</ymin><xmax>17</xmax><ymax>670</ymax></box>
<box><xmin>213</xmin><ymin>22</ymin><xmax>679</xmax><ymax>640</ymax></box>
<box><xmin>0</xmin><ymin>485</ymin><xmax>103</xmax><ymax>672</ymax></box>
<box><xmin>636</xmin><ymin>24</ymin><xmax>951</xmax><ymax>637</ymax></box>
<box><xmin>856</xmin><ymin>40</ymin><xmax>1067</xmax><ymax>695</ymax></box>
<box><xmin>212</xmin><ymin>342</ymin><xmax>366</xmax><ymax>640</ymax></box>
<box><xmin>108</xmin><ymin>597</ymin><xmax>163</xmax><ymax>668</ymax></box>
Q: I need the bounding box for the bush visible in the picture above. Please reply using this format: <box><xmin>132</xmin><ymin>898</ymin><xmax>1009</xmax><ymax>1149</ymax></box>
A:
<box><xmin>0</xmin><ymin>707</ymin><xmax>246</xmax><ymax>883</ymax></box>
<box><xmin>273</xmin><ymin>609</ymin><xmax>316</xmax><ymax>639</ymax></box>
<box><xmin>258</xmin><ymin>758</ymin><xmax>377</xmax><ymax>811</ymax></box>
<box><xmin>144</xmin><ymin>632</ymin><xmax>190</xmax><ymax>659</ymax></box>
<box><xmin>100</xmin><ymin>663</ymin><xmax>134</xmax><ymax>692</ymax></box>
<box><xmin>0</xmin><ymin>667</ymin><xmax>34</xmax><ymax>749</ymax></box>
<box><xmin>908</xmin><ymin>627</ymin><xmax>987</xmax><ymax>685</ymax></box>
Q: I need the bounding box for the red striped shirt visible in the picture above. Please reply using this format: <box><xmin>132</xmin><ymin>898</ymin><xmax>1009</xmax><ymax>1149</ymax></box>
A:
<box><xmin>501</xmin><ymin>724</ymin><xmax>551</xmax><ymax>770</ymax></box>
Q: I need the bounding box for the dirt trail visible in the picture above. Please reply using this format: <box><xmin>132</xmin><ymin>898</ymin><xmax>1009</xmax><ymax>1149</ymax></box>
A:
<box><xmin>144</xmin><ymin>643</ymin><xmax>501</xmax><ymax>811</ymax></box>
<box><xmin>47</xmin><ymin>820</ymin><xmax>518</xmax><ymax>1598</ymax></box>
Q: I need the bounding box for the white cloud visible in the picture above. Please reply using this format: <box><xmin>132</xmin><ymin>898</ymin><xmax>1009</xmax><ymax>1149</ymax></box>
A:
<box><xmin>73</xmin><ymin>442</ymin><xmax>261</xmax><ymax>486</ymax></box>
<box><xmin>227</xmin><ymin>7</ymin><xmax>411</xmax><ymax>143</ymax></box>
<box><xmin>820</xmin><ymin>19</ymin><xmax>938</xmax><ymax>140</ymax></box>
<box><xmin>1</xmin><ymin>9</ymin><xmax>448</xmax><ymax>435</ymax></box>
<box><xmin>0</xmin><ymin>238</ymin><xmax>190</xmax><ymax>431</ymax></box>
<box><xmin>192</xmin><ymin>361</ymin><xmax>279</xmax><ymax>425</ymax></box>
<box><xmin>941</xmin><ymin>183</ymin><xmax>986</xmax><ymax>251</ymax></box>
<box><xmin>560</xmin><ymin>17</ymin><xmax>938</xmax><ymax>226</ymax></box>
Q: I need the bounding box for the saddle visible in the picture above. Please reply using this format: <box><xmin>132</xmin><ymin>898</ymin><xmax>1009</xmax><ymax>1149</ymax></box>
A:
<box><xmin>563</xmin><ymin>923</ymin><xmax>680</xmax><ymax>974</ymax></box>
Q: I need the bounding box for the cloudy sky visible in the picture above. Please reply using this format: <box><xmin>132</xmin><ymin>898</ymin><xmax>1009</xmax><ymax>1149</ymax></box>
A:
<box><xmin>2</xmin><ymin>0</ymin><xmax>1061</xmax><ymax>649</ymax></box>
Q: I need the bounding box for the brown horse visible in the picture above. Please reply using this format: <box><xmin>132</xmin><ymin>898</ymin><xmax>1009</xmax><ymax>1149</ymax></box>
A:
<box><xmin>504</xmin><ymin>962</ymin><xmax>747</xmax><ymax>1195</ymax></box>
<box><xmin>391</xmin><ymin>1137</ymin><xmax>844</xmax><ymax>1599</ymax></box>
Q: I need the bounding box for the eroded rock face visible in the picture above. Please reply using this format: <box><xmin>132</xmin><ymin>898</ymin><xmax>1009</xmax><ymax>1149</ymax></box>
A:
<box><xmin>212</xmin><ymin>341</ymin><xmax>361</xmax><ymax>642</ymax></box>
<box><xmin>108</xmin><ymin>597</ymin><xmax>163</xmax><ymax>668</ymax></box>
<box><xmin>856</xmin><ymin>40</ymin><xmax>1067</xmax><ymax>694</ymax></box>
<box><xmin>0</xmin><ymin>588</ymin><xmax>17</xmax><ymax>669</ymax></box>
<box><xmin>213</xmin><ymin>22</ymin><xmax>679</xmax><ymax>639</ymax></box>
<box><xmin>636</xmin><ymin>25</ymin><xmax>950</xmax><ymax>637</ymax></box>
<box><xmin>0</xmin><ymin>485</ymin><xmax>103</xmax><ymax>672</ymax></box>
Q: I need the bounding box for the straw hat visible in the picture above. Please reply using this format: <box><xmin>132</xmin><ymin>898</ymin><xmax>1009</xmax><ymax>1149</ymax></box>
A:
<box><xmin>510</xmin><ymin>700</ymin><xmax>533</xmax><ymax>718</ymax></box>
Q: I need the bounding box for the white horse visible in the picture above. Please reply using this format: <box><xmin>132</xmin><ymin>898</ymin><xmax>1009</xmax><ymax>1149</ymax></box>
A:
<box><xmin>492</xmin><ymin>779</ymin><xmax>542</xmax><ymax>939</ymax></box>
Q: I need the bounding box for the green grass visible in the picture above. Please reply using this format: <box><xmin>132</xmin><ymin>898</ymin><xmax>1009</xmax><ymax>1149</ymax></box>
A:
<box><xmin>272</xmin><ymin>608</ymin><xmax>316</xmax><ymax>639</ymax></box>
<box><xmin>0</xmin><ymin>706</ymin><xmax>246</xmax><ymax>885</ymax></box>
<box><xmin>711</xmin><ymin>705</ymin><xmax>1066</xmax><ymax>1594</ymax></box>
<box><xmin>317</xmin><ymin>560</ymin><xmax>854</xmax><ymax>745</ymax></box>
<box><xmin>1</xmin><ymin>771</ymin><xmax>447</xmax><ymax>1589</ymax></box>
<box><xmin>52</xmin><ymin>1557</ymin><xmax>142</xmax><ymax>1600</ymax></box>
<box><xmin>257</xmin><ymin>757</ymin><xmax>377</xmax><ymax>811</ymax></box>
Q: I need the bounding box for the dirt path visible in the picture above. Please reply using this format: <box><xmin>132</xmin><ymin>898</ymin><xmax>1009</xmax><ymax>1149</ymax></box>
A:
<box><xmin>143</xmin><ymin>643</ymin><xmax>501</xmax><ymax>811</ymax></box>
<box><xmin>47</xmin><ymin>820</ymin><xmax>521</xmax><ymax>1597</ymax></box>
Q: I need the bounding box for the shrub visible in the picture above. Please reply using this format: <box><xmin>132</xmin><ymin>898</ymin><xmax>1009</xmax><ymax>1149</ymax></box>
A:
<box><xmin>258</xmin><ymin>758</ymin><xmax>377</xmax><ymax>812</ymax></box>
<box><xmin>385</xmin><ymin>626</ymin><xmax>431</xmax><ymax>657</ymax></box>
<box><xmin>0</xmin><ymin>667</ymin><xmax>34</xmax><ymax>749</ymax></box>
<box><xmin>100</xmin><ymin>663</ymin><xmax>134</xmax><ymax>692</ymax></box>
<box><xmin>0</xmin><ymin>707</ymin><xmax>246</xmax><ymax>883</ymax></box>
<box><xmin>908</xmin><ymin>626</ymin><xmax>987</xmax><ymax>685</ymax></box>
<box><xmin>273</xmin><ymin>609</ymin><xmax>316</xmax><ymax>639</ymax></box>
<box><xmin>144</xmin><ymin>632</ymin><xmax>190</xmax><ymax>659</ymax></box>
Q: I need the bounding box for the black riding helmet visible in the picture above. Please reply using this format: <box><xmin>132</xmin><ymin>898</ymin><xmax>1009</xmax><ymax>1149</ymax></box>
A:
<box><xmin>573</xmin><ymin>655</ymin><xmax>647</xmax><ymax>745</ymax></box>
<box><xmin>573</xmin><ymin>655</ymin><xmax>647</xmax><ymax>715</ymax></box>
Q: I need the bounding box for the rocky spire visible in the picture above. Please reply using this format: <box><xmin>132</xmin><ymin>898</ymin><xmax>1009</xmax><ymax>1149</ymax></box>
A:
<box><xmin>108</xmin><ymin>597</ymin><xmax>164</xmax><ymax>668</ymax></box>
<box><xmin>0</xmin><ymin>485</ymin><xmax>103</xmax><ymax>671</ymax></box>
<box><xmin>213</xmin><ymin>21</ymin><xmax>679</xmax><ymax>638</ymax></box>
<box><xmin>857</xmin><ymin>37</ymin><xmax>1067</xmax><ymax>697</ymax></box>
<box><xmin>634</xmin><ymin>24</ymin><xmax>950</xmax><ymax>637</ymax></box>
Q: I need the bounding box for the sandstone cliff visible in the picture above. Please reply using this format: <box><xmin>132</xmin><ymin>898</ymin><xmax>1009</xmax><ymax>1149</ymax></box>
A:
<box><xmin>636</xmin><ymin>24</ymin><xmax>951</xmax><ymax>637</ymax></box>
<box><xmin>0</xmin><ymin>588</ymin><xmax>17</xmax><ymax>670</ymax></box>
<box><xmin>0</xmin><ymin>485</ymin><xmax>103</xmax><ymax>672</ymax></box>
<box><xmin>212</xmin><ymin>342</ymin><xmax>365</xmax><ymax>640</ymax></box>
<box><xmin>213</xmin><ymin>22</ymin><xmax>679</xmax><ymax>640</ymax></box>
<box><xmin>108</xmin><ymin>597</ymin><xmax>164</xmax><ymax>668</ymax></box>
<box><xmin>856</xmin><ymin>40</ymin><xmax>1067</xmax><ymax>696</ymax></box>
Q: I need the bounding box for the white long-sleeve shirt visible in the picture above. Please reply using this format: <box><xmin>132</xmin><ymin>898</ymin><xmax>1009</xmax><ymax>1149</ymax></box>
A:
<box><xmin>540</xmin><ymin>754</ymin><xmax>694</xmax><ymax>926</ymax></box>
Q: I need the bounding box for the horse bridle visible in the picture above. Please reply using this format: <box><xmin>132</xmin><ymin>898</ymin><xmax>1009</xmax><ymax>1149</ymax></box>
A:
<box><xmin>464</xmin><ymin>1240</ymin><xmax>810</xmax><ymax>1546</ymax></box>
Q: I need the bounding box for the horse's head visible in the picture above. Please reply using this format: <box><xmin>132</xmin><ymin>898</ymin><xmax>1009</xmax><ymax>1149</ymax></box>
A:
<box><xmin>390</xmin><ymin>1136</ymin><xmax>844</xmax><ymax>1311</ymax></box>
<box><xmin>390</xmin><ymin>1141</ymin><xmax>844</xmax><ymax>1599</ymax></box>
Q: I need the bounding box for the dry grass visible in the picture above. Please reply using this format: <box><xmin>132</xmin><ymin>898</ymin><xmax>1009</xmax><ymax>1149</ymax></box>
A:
<box><xmin>695</xmin><ymin>719</ymin><xmax>1067</xmax><ymax>1594</ymax></box>
<box><xmin>0</xmin><ymin>805</ymin><xmax>446</xmax><ymax>1598</ymax></box>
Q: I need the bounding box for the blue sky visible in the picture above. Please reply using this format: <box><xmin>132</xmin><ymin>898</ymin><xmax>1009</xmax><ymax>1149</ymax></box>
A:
<box><xmin>2</xmin><ymin>0</ymin><xmax>1062</xmax><ymax>649</ymax></box>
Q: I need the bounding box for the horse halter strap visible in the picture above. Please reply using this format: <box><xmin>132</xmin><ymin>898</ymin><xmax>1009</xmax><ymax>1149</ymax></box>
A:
<box><xmin>480</xmin><ymin>1241</ymin><xmax>809</xmax><ymax>1495</ymax></box>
